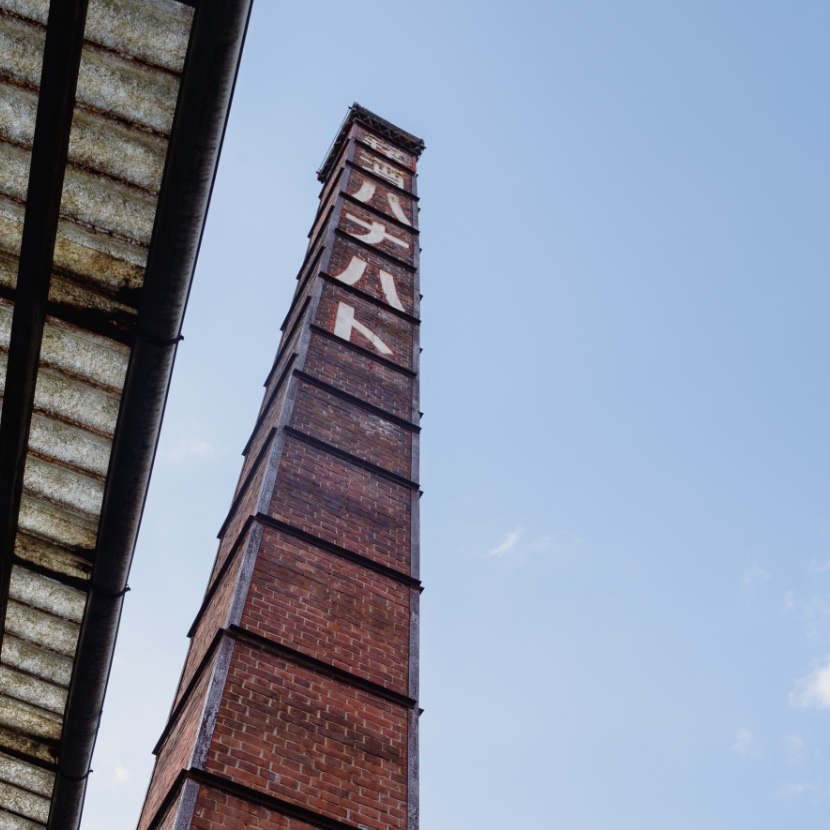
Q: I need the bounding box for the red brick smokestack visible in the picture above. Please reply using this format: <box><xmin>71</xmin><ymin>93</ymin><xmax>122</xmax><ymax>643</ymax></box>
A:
<box><xmin>136</xmin><ymin>106</ymin><xmax>425</xmax><ymax>830</ymax></box>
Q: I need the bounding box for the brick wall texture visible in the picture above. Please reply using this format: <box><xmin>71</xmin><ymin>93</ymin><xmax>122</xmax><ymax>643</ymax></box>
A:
<box><xmin>137</xmin><ymin>113</ymin><xmax>423</xmax><ymax>830</ymax></box>
<box><xmin>192</xmin><ymin>785</ymin><xmax>318</xmax><ymax>830</ymax></box>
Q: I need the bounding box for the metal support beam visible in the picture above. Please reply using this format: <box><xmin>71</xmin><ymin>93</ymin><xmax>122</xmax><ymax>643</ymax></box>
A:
<box><xmin>0</xmin><ymin>0</ymin><xmax>89</xmax><ymax>648</ymax></box>
<box><xmin>47</xmin><ymin>2</ymin><xmax>254</xmax><ymax>827</ymax></box>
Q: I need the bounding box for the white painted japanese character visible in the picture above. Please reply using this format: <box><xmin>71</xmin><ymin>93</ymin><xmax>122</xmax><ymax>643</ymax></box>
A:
<box><xmin>333</xmin><ymin>302</ymin><xmax>392</xmax><ymax>355</ymax></box>
<box><xmin>333</xmin><ymin>255</ymin><xmax>368</xmax><ymax>286</ymax></box>
<box><xmin>387</xmin><ymin>193</ymin><xmax>411</xmax><ymax>226</ymax></box>
<box><xmin>332</xmin><ymin>255</ymin><xmax>405</xmax><ymax>312</ymax></box>
<box><xmin>352</xmin><ymin>180</ymin><xmax>376</xmax><ymax>203</ymax></box>
<box><xmin>369</xmin><ymin>159</ymin><xmax>404</xmax><ymax>189</ymax></box>
<box><xmin>379</xmin><ymin>271</ymin><xmax>404</xmax><ymax>311</ymax></box>
<box><xmin>345</xmin><ymin>213</ymin><xmax>408</xmax><ymax>250</ymax></box>
<box><xmin>351</xmin><ymin>179</ymin><xmax>411</xmax><ymax>227</ymax></box>
<box><xmin>363</xmin><ymin>134</ymin><xmax>409</xmax><ymax>164</ymax></box>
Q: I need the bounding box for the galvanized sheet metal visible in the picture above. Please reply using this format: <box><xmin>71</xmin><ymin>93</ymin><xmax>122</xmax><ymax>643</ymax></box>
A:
<box><xmin>12</xmin><ymin>534</ymin><xmax>91</xmax><ymax>583</ymax></box>
<box><xmin>0</xmin><ymin>82</ymin><xmax>36</xmax><ymax>147</ymax></box>
<box><xmin>40</xmin><ymin>319</ymin><xmax>129</xmax><ymax>391</ymax></box>
<box><xmin>0</xmin><ymin>0</ymin><xmax>47</xmax><ymax>24</ymax></box>
<box><xmin>0</xmin><ymin>13</ymin><xmax>176</xmax><ymax>135</ymax></box>
<box><xmin>0</xmin><ymin>14</ymin><xmax>44</xmax><ymax>91</ymax></box>
<box><xmin>76</xmin><ymin>43</ymin><xmax>179</xmax><ymax>134</ymax></box>
<box><xmin>0</xmin><ymin>200</ymin><xmax>22</xmax><ymax>263</ymax></box>
<box><xmin>0</xmin><ymin>308</ymin><xmax>129</xmax><ymax>391</ymax></box>
<box><xmin>0</xmin><ymin>0</ymin><xmax>47</xmax><ymax>25</ymax></box>
<box><xmin>0</xmin><ymin>752</ymin><xmax>53</xmax><ymax>797</ymax></box>
<box><xmin>85</xmin><ymin>0</ymin><xmax>193</xmax><ymax>71</ymax></box>
<box><xmin>0</xmin><ymin>750</ymin><xmax>52</xmax><ymax>828</ymax></box>
<box><xmin>60</xmin><ymin>165</ymin><xmax>157</xmax><ymax>243</ymax></box>
<box><xmin>0</xmin><ymin>725</ymin><xmax>54</xmax><ymax>769</ymax></box>
<box><xmin>0</xmin><ymin>0</ymin><xmax>201</xmax><ymax>826</ymax></box>
<box><xmin>0</xmin><ymin>778</ymin><xmax>49</xmax><ymax>824</ymax></box>
<box><xmin>17</xmin><ymin>494</ymin><xmax>98</xmax><ymax>552</ymax></box>
<box><xmin>0</xmin><ymin>666</ymin><xmax>66</xmax><ymax>716</ymax></box>
<box><xmin>22</xmin><ymin>455</ymin><xmax>104</xmax><ymax>518</ymax></box>
<box><xmin>0</xmin><ymin>695</ymin><xmax>61</xmax><ymax>743</ymax></box>
<box><xmin>8</xmin><ymin>568</ymin><xmax>84</xmax><ymax>623</ymax></box>
<box><xmin>46</xmin><ymin>278</ymin><xmax>138</xmax><ymax>337</ymax></box>
<box><xmin>0</xmin><ymin>810</ymin><xmax>43</xmax><ymax>830</ymax></box>
<box><xmin>0</xmin><ymin>142</ymin><xmax>28</xmax><ymax>204</ymax></box>
<box><xmin>3</xmin><ymin>0</ymin><xmax>192</xmax><ymax>72</ymax></box>
<box><xmin>28</xmin><ymin>414</ymin><xmax>111</xmax><ymax>478</ymax></box>
<box><xmin>28</xmin><ymin>369</ymin><xmax>120</xmax><ymax>437</ymax></box>
<box><xmin>68</xmin><ymin>111</ymin><xmax>167</xmax><ymax>192</ymax></box>
<box><xmin>53</xmin><ymin>215</ymin><xmax>147</xmax><ymax>287</ymax></box>
<box><xmin>4</xmin><ymin>602</ymin><xmax>79</xmax><ymax>659</ymax></box>
<box><xmin>1</xmin><ymin>636</ymin><xmax>72</xmax><ymax>688</ymax></box>
<box><xmin>0</xmin><ymin>752</ymin><xmax>55</xmax><ymax>797</ymax></box>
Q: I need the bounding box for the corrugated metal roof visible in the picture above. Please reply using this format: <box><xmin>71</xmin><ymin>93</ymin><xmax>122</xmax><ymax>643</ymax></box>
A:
<box><xmin>0</xmin><ymin>0</ymin><xmax>253</xmax><ymax>827</ymax></box>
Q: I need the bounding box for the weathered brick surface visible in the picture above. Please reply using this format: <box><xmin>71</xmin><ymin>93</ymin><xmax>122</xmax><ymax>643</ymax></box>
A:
<box><xmin>192</xmin><ymin>784</ymin><xmax>317</xmax><ymax>830</ymax></box>
<box><xmin>303</xmin><ymin>329</ymin><xmax>415</xmax><ymax>420</ymax></box>
<box><xmin>205</xmin><ymin>643</ymin><xmax>409</xmax><ymax>830</ymax></box>
<box><xmin>307</xmin><ymin>194</ymin><xmax>338</xmax><ymax>255</ymax></box>
<box><xmin>263</xmin><ymin>280</ymin><xmax>316</xmax><ymax>411</ymax></box>
<box><xmin>150</xmin><ymin>787</ymin><xmax>183</xmax><ymax>830</ymax></box>
<box><xmin>213</xmin><ymin>442</ymin><xmax>271</xmax><ymax>581</ymax></box>
<box><xmin>327</xmin><ymin>234</ymin><xmax>416</xmax><ymax>316</ymax></box>
<box><xmin>139</xmin><ymin>116</ymin><xmax>421</xmax><ymax>830</ymax></box>
<box><xmin>138</xmin><ymin>647</ymin><xmax>220</xmax><ymax>830</ymax></box>
<box><xmin>339</xmin><ymin>202</ymin><xmax>414</xmax><ymax>265</ymax></box>
<box><xmin>178</xmin><ymin>539</ymin><xmax>246</xmax><ymax>708</ymax></box>
<box><xmin>316</xmin><ymin>139</ymin><xmax>350</xmax><ymax>213</ymax></box>
<box><xmin>268</xmin><ymin>433</ymin><xmax>412</xmax><ymax>573</ymax></box>
<box><xmin>289</xmin><ymin>378</ymin><xmax>413</xmax><ymax>478</ymax></box>
<box><xmin>292</xmin><ymin>235</ymin><xmax>327</xmax><ymax>303</ymax></box>
<box><xmin>240</xmin><ymin>524</ymin><xmax>411</xmax><ymax>695</ymax></box>
<box><xmin>238</xmin><ymin>375</ymin><xmax>291</xmax><ymax>500</ymax></box>
<box><xmin>316</xmin><ymin>281</ymin><xmax>415</xmax><ymax>369</ymax></box>
<box><xmin>345</xmin><ymin>168</ymin><xmax>416</xmax><ymax>228</ymax></box>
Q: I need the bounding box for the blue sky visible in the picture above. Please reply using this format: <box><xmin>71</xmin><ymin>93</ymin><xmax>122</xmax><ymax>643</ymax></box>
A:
<box><xmin>82</xmin><ymin>2</ymin><xmax>830</xmax><ymax>828</ymax></box>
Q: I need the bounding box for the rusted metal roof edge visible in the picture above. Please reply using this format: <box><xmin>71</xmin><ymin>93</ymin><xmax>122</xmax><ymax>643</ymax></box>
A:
<box><xmin>46</xmin><ymin>2</ymin><xmax>255</xmax><ymax>828</ymax></box>
<box><xmin>0</xmin><ymin>0</ymin><xmax>90</xmax><ymax>663</ymax></box>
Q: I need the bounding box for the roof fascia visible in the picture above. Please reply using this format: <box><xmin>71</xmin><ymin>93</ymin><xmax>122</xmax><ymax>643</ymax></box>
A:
<box><xmin>0</xmin><ymin>0</ymin><xmax>90</xmax><ymax>649</ymax></box>
<box><xmin>46</xmin><ymin>1</ymin><xmax>254</xmax><ymax>827</ymax></box>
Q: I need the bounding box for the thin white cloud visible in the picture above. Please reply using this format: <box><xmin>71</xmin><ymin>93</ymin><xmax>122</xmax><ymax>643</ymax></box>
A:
<box><xmin>528</xmin><ymin>534</ymin><xmax>552</xmax><ymax>552</ymax></box>
<box><xmin>802</xmin><ymin>597</ymin><xmax>830</xmax><ymax>644</ymax></box>
<box><xmin>731</xmin><ymin>729</ymin><xmax>762</xmax><ymax>760</ymax></box>
<box><xmin>486</xmin><ymin>528</ymin><xmax>523</xmax><ymax>558</ymax></box>
<box><xmin>809</xmin><ymin>558</ymin><xmax>830</xmax><ymax>575</ymax></box>
<box><xmin>484</xmin><ymin>528</ymin><xmax>584</xmax><ymax>561</ymax></box>
<box><xmin>783</xmin><ymin>734</ymin><xmax>805</xmax><ymax>764</ymax></box>
<box><xmin>166</xmin><ymin>436</ymin><xmax>220</xmax><ymax>463</ymax></box>
<box><xmin>743</xmin><ymin>562</ymin><xmax>771</xmax><ymax>587</ymax></box>
<box><xmin>791</xmin><ymin>658</ymin><xmax>830</xmax><ymax>709</ymax></box>
<box><xmin>112</xmin><ymin>760</ymin><xmax>129</xmax><ymax>788</ymax></box>
<box><xmin>777</xmin><ymin>782</ymin><xmax>821</xmax><ymax>799</ymax></box>
<box><xmin>784</xmin><ymin>590</ymin><xmax>795</xmax><ymax>611</ymax></box>
<box><xmin>528</xmin><ymin>531</ymin><xmax>584</xmax><ymax>553</ymax></box>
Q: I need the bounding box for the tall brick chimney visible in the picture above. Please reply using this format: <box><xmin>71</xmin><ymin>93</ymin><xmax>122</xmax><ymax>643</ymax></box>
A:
<box><xmin>136</xmin><ymin>106</ymin><xmax>425</xmax><ymax>830</ymax></box>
